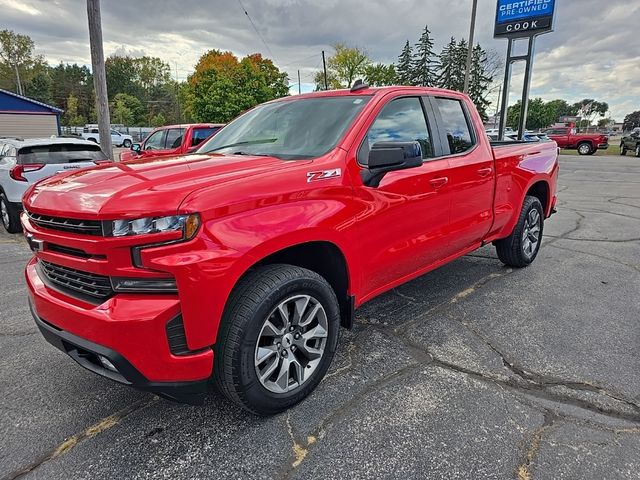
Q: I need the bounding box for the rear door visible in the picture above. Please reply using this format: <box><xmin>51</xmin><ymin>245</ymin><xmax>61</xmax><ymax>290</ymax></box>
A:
<box><xmin>431</xmin><ymin>96</ymin><xmax>495</xmax><ymax>253</ymax></box>
<box><xmin>17</xmin><ymin>143</ymin><xmax>109</xmax><ymax>184</ymax></box>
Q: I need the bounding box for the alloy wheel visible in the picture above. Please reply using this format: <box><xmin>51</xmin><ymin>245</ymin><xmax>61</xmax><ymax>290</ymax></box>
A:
<box><xmin>579</xmin><ymin>143</ymin><xmax>591</xmax><ymax>155</ymax></box>
<box><xmin>521</xmin><ymin>208</ymin><xmax>541</xmax><ymax>258</ymax></box>
<box><xmin>254</xmin><ymin>294</ymin><xmax>328</xmax><ymax>394</ymax></box>
<box><xmin>1</xmin><ymin>198</ymin><xmax>9</xmax><ymax>229</ymax></box>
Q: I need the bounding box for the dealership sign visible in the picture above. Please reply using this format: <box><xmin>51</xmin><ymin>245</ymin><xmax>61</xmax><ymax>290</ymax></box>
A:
<box><xmin>494</xmin><ymin>0</ymin><xmax>556</xmax><ymax>37</ymax></box>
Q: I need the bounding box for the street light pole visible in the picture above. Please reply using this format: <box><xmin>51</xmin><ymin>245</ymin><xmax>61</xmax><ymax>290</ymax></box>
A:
<box><xmin>87</xmin><ymin>0</ymin><xmax>113</xmax><ymax>159</ymax></box>
<box><xmin>463</xmin><ymin>0</ymin><xmax>478</xmax><ymax>94</ymax></box>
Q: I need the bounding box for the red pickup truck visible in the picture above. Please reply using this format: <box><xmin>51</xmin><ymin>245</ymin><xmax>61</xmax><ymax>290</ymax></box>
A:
<box><xmin>22</xmin><ymin>86</ymin><xmax>558</xmax><ymax>415</ymax></box>
<box><xmin>119</xmin><ymin>123</ymin><xmax>225</xmax><ymax>162</ymax></box>
<box><xmin>544</xmin><ymin>126</ymin><xmax>608</xmax><ymax>155</ymax></box>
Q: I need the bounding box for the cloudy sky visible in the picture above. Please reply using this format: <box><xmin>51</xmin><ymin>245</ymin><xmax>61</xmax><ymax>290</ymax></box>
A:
<box><xmin>2</xmin><ymin>0</ymin><xmax>639</xmax><ymax>121</ymax></box>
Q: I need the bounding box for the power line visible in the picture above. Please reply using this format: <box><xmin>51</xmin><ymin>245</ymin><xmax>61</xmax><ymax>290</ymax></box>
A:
<box><xmin>236</xmin><ymin>0</ymin><xmax>274</xmax><ymax>59</ymax></box>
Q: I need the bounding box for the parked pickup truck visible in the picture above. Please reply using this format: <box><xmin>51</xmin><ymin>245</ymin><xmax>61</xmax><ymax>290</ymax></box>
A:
<box><xmin>544</xmin><ymin>126</ymin><xmax>608</xmax><ymax>155</ymax></box>
<box><xmin>22</xmin><ymin>86</ymin><xmax>558</xmax><ymax>415</ymax></box>
<box><xmin>119</xmin><ymin>123</ymin><xmax>225</xmax><ymax>162</ymax></box>
<box><xmin>81</xmin><ymin>129</ymin><xmax>134</xmax><ymax>148</ymax></box>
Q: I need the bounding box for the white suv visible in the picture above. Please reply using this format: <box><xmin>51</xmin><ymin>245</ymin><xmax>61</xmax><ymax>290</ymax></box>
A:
<box><xmin>0</xmin><ymin>137</ymin><xmax>111</xmax><ymax>233</ymax></box>
<box><xmin>81</xmin><ymin>128</ymin><xmax>133</xmax><ymax>147</ymax></box>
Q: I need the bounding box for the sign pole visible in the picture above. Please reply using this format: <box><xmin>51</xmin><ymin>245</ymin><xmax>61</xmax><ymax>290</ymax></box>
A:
<box><xmin>494</xmin><ymin>0</ymin><xmax>555</xmax><ymax>141</ymax></box>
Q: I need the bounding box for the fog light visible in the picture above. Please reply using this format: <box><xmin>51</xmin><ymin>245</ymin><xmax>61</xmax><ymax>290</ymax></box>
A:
<box><xmin>98</xmin><ymin>355</ymin><xmax>117</xmax><ymax>372</ymax></box>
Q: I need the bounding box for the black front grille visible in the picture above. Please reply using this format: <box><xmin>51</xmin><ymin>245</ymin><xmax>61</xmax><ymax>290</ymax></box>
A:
<box><xmin>28</xmin><ymin>212</ymin><xmax>103</xmax><ymax>236</ymax></box>
<box><xmin>39</xmin><ymin>260</ymin><xmax>113</xmax><ymax>300</ymax></box>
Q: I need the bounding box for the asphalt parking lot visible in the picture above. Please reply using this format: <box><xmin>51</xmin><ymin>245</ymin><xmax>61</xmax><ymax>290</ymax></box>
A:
<box><xmin>1</xmin><ymin>153</ymin><xmax>639</xmax><ymax>480</ymax></box>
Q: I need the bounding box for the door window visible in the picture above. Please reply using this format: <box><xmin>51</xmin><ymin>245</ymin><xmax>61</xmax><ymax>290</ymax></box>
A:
<box><xmin>144</xmin><ymin>130</ymin><xmax>166</xmax><ymax>150</ymax></box>
<box><xmin>435</xmin><ymin>98</ymin><xmax>475</xmax><ymax>155</ymax></box>
<box><xmin>363</xmin><ymin>97</ymin><xmax>434</xmax><ymax>163</ymax></box>
<box><xmin>165</xmin><ymin>128</ymin><xmax>186</xmax><ymax>149</ymax></box>
<box><xmin>191</xmin><ymin>127</ymin><xmax>218</xmax><ymax>146</ymax></box>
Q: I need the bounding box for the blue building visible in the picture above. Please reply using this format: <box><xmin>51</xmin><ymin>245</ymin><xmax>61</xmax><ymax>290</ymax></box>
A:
<box><xmin>0</xmin><ymin>88</ymin><xmax>63</xmax><ymax>139</ymax></box>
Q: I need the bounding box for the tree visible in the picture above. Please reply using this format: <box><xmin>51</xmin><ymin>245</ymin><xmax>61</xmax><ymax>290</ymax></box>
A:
<box><xmin>49</xmin><ymin>63</ymin><xmax>94</xmax><ymax>123</ymax></box>
<box><xmin>467</xmin><ymin>45</ymin><xmax>492</xmax><ymax>121</ymax></box>
<box><xmin>326</xmin><ymin>44</ymin><xmax>371</xmax><ymax>88</ymax></box>
<box><xmin>545</xmin><ymin>99</ymin><xmax>577</xmax><ymax>124</ymax></box>
<box><xmin>437</xmin><ymin>37</ymin><xmax>462</xmax><ymax>91</ymax></box>
<box><xmin>62</xmin><ymin>94</ymin><xmax>86</xmax><ymax>126</ymax></box>
<box><xmin>0</xmin><ymin>29</ymin><xmax>34</xmax><ymax>95</ymax></box>
<box><xmin>412</xmin><ymin>25</ymin><xmax>438</xmax><ymax>87</ymax></box>
<box><xmin>573</xmin><ymin>99</ymin><xmax>609</xmax><ymax>126</ymax></box>
<box><xmin>185</xmin><ymin>50</ymin><xmax>289</xmax><ymax>123</ymax></box>
<box><xmin>623</xmin><ymin>111</ymin><xmax>640</xmax><ymax>131</ymax></box>
<box><xmin>363</xmin><ymin>63</ymin><xmax>397</xmax><ymax>86</ymax></box>
<box><xmin>111</xmin><ymin>93</ymin><xmax>144</xmax><ymax>125</ymax></box>
<box><xmin>396</xmin><ymin>41</ymin><xmax>413</xmax><ymax>85</ymax></box>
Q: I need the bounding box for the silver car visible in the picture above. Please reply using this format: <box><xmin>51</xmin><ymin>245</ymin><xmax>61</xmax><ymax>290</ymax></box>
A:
<box><xmin>0</xmin><ymin>137</ymin><xmax>110</xmax><ymax>233</ymax></box>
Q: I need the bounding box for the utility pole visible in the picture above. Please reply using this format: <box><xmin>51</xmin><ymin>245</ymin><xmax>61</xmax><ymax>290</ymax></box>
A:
<box><xmin>322</xmin><ymin>50</ymin><xmax>328</xmax><ymax>90</ymax></box>
<box><xmin>463</xmin><ymin>0</ymin><xmax>478</xmax><ymax>94</ymax></box>
<box><xmin>297</xmin><ymin>70</ymin><xmax>301</xmax><ymax>95</ymax></box>
<box><xmin>87</xmin><ymin>0</ymin><xmax>113</xmax><ymax>159</ymax></box>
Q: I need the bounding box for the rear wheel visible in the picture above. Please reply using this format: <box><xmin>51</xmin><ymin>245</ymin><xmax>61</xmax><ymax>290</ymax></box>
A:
<box><xmin>214</xmin><ymin>264</ymin><xmax>340</xmax><ymax>415</ymax></box>
<box><xmin>0</xmin><ymin>193</ymin><xmax>21</xmax><ymax>233</ymax></box>
<box><xmin>495</xmin><ymin>196</ymin><xmax>544</xmax><ymax>268</ymax></box>
<box><xmin>577</xmin><ymin>142</ymin><xmax>592</xmax><ymax>155</ymax></box>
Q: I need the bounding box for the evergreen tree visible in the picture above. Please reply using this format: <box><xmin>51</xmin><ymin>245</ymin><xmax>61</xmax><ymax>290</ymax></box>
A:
<box><xmin>468</xmin><ymin>45</ymin><xmax>492</xmax><ymax>121</ymax></box>
<box><xmin>396</xmin><ymin>40</ymin><xmax>413</xmax><ymax>85</ymax></box>
<box><xmin>436</xmin><ymin>37</ymin><xmax>459</xmax><ymax>90</ymax></box>
<box><xmin>412</xmin><ymin>25</ymin><xmax>438</xmax><ymax>87</ymax></box>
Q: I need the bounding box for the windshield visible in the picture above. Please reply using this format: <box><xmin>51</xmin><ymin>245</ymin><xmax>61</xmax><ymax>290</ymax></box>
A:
<box><xmin>197</xmin><ymin>96</ymin><xmax>371</xmax><ymax>160</ymax></box>
<box><xmin>18</xmin><ymin>144</ymin><xmax>108</xmax><ymax>165</ymax></box>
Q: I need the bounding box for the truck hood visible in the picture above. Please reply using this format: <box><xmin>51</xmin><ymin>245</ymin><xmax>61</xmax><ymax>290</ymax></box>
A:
<box><xmin>24</xmin><ymin>153</ymin><xmax>298</xmax><ymax>218</ymax></box>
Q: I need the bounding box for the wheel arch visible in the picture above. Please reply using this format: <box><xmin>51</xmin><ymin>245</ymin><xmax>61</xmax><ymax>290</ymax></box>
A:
<box><xmin>240</xmin><ymin>240</ymin><xmax>354</xmax><ymax>329</ymax></box>
<box><xmin>525</xmin><ymin>180</ymin><xmax>550</xmax><ymax>216</ymax></box>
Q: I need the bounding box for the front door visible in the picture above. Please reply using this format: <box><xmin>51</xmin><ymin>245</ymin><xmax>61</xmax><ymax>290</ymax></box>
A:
<box><xmin>354</xmin><ymin>96</ymin><xmax>453</xmax><ymax>298</ymax></box>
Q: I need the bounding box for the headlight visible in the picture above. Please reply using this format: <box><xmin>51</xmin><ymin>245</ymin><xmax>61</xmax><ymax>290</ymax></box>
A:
<box><xmin>107</xmin><ymin>214</ymin><xmax>200</xmax><ymax>238</ymax></box>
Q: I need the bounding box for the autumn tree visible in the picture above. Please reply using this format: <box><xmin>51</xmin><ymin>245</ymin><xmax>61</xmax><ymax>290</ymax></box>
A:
<box><xmin>0</xmin><ymin>29</ymin><xmax>47</xmax><ymax>96</ymax></box>
<box><xmin>185</xmin><ymin>50</ymin><xmax>289</xmax><ymax>123</ymax></box>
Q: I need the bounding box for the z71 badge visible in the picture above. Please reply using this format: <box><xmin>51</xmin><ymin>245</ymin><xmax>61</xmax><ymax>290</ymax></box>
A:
<box><xmin>306</xmin><ymin>168</ymin><xmax>342</xmax><ymax>183</ymax></box>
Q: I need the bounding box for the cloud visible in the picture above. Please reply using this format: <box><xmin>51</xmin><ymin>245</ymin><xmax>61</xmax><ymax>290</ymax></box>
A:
<box><xmin>2</xmin><ymin>0</ymin><xmax>639</xmax><ymax>120</ymax></box>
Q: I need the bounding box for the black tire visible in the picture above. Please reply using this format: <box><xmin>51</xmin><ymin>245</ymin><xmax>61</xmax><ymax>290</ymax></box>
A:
<box><xmin>620</xmin><ymin>143</ymin><xmax>627</xmax><ymax>156</ymax></box>
<box><xmin>495</xmin><ymin>196</ymin><xmax>544</xmax><ymax>268</ymax></box>
<box><xmin>123</xmin><ymin>139</ymin><xmax>132</xmax><ymax>148</ymax></box>
<box><xmin>213</xmin><ymin>264</ymin><xmax>340</xmax><ymax>415</ymax></box>
<box><xmin>577</xmin><ymin>142</ymin><xmax>592</xmax><ymax>155</ymax></box>
<box><xmin>1</xmin><ymin>193</ymin><xmax>22</xmax><ymax>233</ymax></box>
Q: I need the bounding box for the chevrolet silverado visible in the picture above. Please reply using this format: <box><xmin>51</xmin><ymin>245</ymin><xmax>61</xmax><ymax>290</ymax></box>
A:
<box><xmin>22</xmin><ymin>86</ymin><xmax>559</xmax><ymax>415</ymax></box>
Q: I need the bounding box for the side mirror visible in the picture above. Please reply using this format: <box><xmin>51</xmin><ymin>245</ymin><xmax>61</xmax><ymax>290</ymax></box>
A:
<box><xmin>361</xmin><ymin>141</ymin><xmax>423</xmax><ymax>187</ymax></box>
<box><xmin>131</xmin><ymin>143</ymin><xmax>142</xmax><ymax>153</ymax></box>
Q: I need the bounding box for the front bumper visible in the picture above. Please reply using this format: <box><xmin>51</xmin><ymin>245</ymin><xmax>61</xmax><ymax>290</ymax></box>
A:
<box><xmin>26</xmin><ymin>258</ymin><xmax>214</xmax><ymax>404</ymax></box>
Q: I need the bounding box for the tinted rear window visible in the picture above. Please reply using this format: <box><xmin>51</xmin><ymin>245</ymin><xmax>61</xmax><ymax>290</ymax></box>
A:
<box><xmin>18</xmin><ymin>144</ymin><xmax>108</xmax><ymax>165</ymax></box>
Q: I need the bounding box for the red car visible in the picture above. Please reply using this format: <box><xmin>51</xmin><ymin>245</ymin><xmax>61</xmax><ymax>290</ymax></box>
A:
<box><xmin>22</xmin><ymin>86</ymin><xmax>558</xmax><ymax>414</ymax></box>
<box><xmin>119</xmin><ymin>123</ymin><xmax>225</xmax><ymax>162</ymax></box>
<box><xmin>544</xmin><ymin>126</ymin><xmax>608</xmax><ymax>155</ymax></box>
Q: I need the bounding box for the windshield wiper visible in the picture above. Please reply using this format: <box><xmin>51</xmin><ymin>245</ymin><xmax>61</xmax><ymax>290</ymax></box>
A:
<box><xmin>203</xmin><ymin>138</ymin><xmax>277</xmax><ymax>153</ymax></box>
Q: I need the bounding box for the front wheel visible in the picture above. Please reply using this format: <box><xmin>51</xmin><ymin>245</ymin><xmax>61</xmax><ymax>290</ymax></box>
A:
<box><xmin>214</xmin><ymin>264</ymin><xmax>340</xmax><ymax>415</ymax></box>
<box><xmin>620</xmin><ymin>143</ymin><xmax>627</xmax><ymax>156</ymax></box>
<box><xmin>123</xmin><ymin>139</ymin><xmax>132</xmax><ymax>148</ymax></box>
<box><xmin>495</xmin><ymin>196</ymin><xmax>544</xmax><ymax>268</ymax></box>
<box><xmin>577</xmin><ymin>142</ymin><xmax>592</xmax><ymax>155</ymax></box>
<box><xmin>635</xmin><ymin>145</ymin><xmax>640</xmax><ymax>158</ymax></box>
<box><xmin>1</xmin><ymin>193</ymin><xmax>22</xmax><ymax>233</ymax></box>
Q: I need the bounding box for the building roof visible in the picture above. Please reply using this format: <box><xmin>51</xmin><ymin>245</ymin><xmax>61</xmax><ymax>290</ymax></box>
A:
<box><xmin>0</xmin><ymin>88</ymin><xmax>64</xmax><ymax>114</ymax></box>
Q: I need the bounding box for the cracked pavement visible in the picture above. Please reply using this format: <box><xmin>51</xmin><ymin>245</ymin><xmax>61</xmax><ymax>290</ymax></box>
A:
<box><xmin>1</xmin><ymin>154</ymin><xmax>639</xmax><ymax>479</ymax></box>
